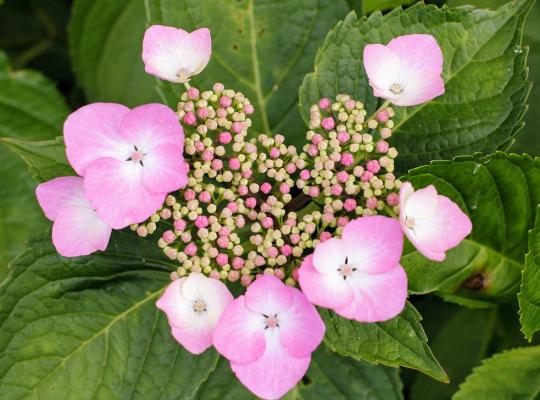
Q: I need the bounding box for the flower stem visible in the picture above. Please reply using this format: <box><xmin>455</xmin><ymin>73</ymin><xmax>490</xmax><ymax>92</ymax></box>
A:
<box><xmin>383</xmin><ymin>204</ymin><xmax>397</xmax><ymax>219</ymax></box>
<box><xmin>183</xmin><ymin>81</ymin><xmax>191</xmax><ymax>90</ymax></box>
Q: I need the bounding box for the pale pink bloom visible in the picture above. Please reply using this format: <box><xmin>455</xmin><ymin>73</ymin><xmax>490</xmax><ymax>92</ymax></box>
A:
<box><xmin>363</xmin><ymin>34</ymin><xmax>444</xmax><ymax>106</ymax></box>
<box><xmin>36</xmin><ymin>176</ymin><xmax>111</xmax><ymax>257</ymax></box>
<box><xmin>213</xmin><ymin>275</ymin><xmax>324</xmax><ymax>400</ymax></box>
<box><xmin>298</xmin><ymin>216</ymin><xmax>407</xmax><ymax>322</ymax></box>
<box><xmin>399</xmin><ymin>182</ymin><xmax>472</xmax><ymax>261</ymax></box>
<box><xmin>156</xmin><ymin>272</ymin><xmax>233</xmax><ymax>354</ymax></box>
<box><xmin>64</xmin><ymin>103</ymin><xmax>187</xmax><ymax>229</ymax></box>
<box><xmin>142</xmin><ymin>25</ymin><xmax>211</xmax><ymax>83</ymax></box>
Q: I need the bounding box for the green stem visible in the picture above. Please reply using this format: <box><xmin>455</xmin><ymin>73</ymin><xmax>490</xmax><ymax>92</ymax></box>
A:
<box><xmin>383</xmin><ymin>204</ymin><xmax>397</xmax><ymax>219</ymax></box>
<box><xmin>183</xmin><ymin>81</ymin><xmax>191</xmax><ymax>90</ymax></box>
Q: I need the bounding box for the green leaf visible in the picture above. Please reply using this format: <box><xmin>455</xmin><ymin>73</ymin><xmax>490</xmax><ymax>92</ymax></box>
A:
<box><xmin>410</xmin><ymin>307</ymin><xmax>496</xmax><ymax>400</ymax></box>
<box><xmin>0</xmin><ymin>52</ymin><xmax>69</xmax><ymax>272</ymax></box>
<box><xmin>453</xmin><ymin>346</ymin><xmax>540</xmax><ymax>400</ymax></box>
<box><xmin>69</xmin><ymin>0</ymin><xmax>161</xmax><ymax>107</ymax></box>
<box><xmin>519</xmin><ymin>205</ymin><xmax>540</xmax><ymax>341</ymax></box>
<box><xmin>1</xmin><ymin>137</ymin><xmax>74</xmax><ymax>182</ymax></box>
<box><xmin>145</xmin><ymin>0</ymin><xmax>349</xmax><ymax>146</ymax></box>
<box><xmin>299</xmin><ymin>0</ymin><xmax>532</xmax><ymax>171</ymax></box>
<box><xmin>0</xmin><ymin>232</ymin><xmax>219</xmax><ymax>399</ymax></box>
<box><xmin>294</xmin><ymin>347</ymin><xmax>404</xmax><ymax>400</ymax></box>
<box><xmin>401</xmin><ymin>152</ymin><xmax>540</xmax><ymax>306</ymax></box>
<box><xmin>363</xmin><ymin>0</ymin><xmax>416</xmax><ymax>13</ymax></box>
<box><xmin>319</xmin><ymin>302</ymin><xmax>448</xmax><ymax>382</ymax></box>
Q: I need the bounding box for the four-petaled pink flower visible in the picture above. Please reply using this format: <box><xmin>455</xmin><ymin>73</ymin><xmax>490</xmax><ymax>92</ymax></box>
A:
<box><xmin>399</xmin><ymin>182</ymin><xmax>472</xmax><ymax>261</ymax></box>
<box><xmin>213</xmin><ymin>275</ymin><xmax>325</xmax><ymax>400</ymax></box>
<box><xmin>64</xmin><ymin>103</ymin><xmax>187</xmax><ymax>229</ymax></box>
<box><xmin>36</xmin><ymin>176</ymin><xmax>111</xmax><ymax>257</ymax></box>
<box><xmin>156</xmin><ymin>272</ymin><xmax>233</xmax><ymax>354</ymax></box>
<box><xmin>298</xmin><ymin>216</ymin><xmax>407</xmax><ymax>322</ymax></box>
<box><xmin>363</xmin><ymin>34</ymin><xmax>444</xmax><ymax>106</ymax></box>
<box><xmin>142</xmin><ymin>25</ymin><xmax>211</xmax><ymax>83</ymax></box>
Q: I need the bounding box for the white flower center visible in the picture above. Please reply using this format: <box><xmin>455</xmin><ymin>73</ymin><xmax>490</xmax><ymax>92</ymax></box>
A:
<box><xmin>176</xmin><ymin>68</ymin><xmax>191</xmax><ymax>83</ymax></box>
<box><xmin>264</xmin><ymin>314</ymin><xmax>279</xmax><ymax>329</ymax></box>
<box><xmin>405</xmin><ymin>216</ymin><xmax>415</xmax><ymax>230</ymax></box>
<box><xmin>390</xmin><ymin>83</ymin><xmax>404</xmax><ymax>94</ymax></box>
<box><xmin>338</xmin><ymin>257</ymin><xmax>357</xmax><ymax>280</ymax></box>
<box><xmin>193</xmin><ymin>299</ymin><xmax>207</xmax><ymax>313</ymax></box>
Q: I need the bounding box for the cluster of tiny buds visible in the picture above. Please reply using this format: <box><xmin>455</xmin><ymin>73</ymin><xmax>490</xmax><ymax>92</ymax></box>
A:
<box><xmin>301</xmin><ymin>94</ymin><xmax>401</xmax><ymax>215</ymax></box>
<box><xmin>131</xmin><ymin>86</ymin><xmax>401</xmax><ymax>287</ymax></box>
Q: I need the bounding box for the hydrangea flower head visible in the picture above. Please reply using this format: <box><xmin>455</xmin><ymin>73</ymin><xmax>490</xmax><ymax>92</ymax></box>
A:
<box><xmin>298</xmin><ymin>216</ymin><xmax>407</xmax><ymax>322</ymax></box>
<box><xmin>213</xmin><ymin>275</ymin><xmax>325</xmax><ymax>400</ymax></box>
<box><xmin>156</xmin><ymin>272</ymin><xmax>233</xmax><ymax>354</ymax></box>
<box><xmin>36</xmin><ymin>176</ymin><xmax>111</xmax><ymax>257</ymax></box>
<box><xmin>399</xmin><ymin>182</ymin><xmax>472</xmax><ymax>261</ymax></box>
<box><xmin>64</xmin><ymin>103</ymin><xmax>187</xmax><ymax>229</ymax></box>
<box><xmin>142</xmin><ymin>25</ymin><xmax>211</xmax><ymax>83</ymax></box>
<box><xmin>363</xmin><ymin>34</ymin><xmax>444</xmax><ymax>106</ymax></box>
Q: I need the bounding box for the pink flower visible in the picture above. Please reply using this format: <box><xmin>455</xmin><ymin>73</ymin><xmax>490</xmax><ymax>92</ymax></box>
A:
<box><xmin>157</xmin><ymin>272</ymin><xmax>233</xmax><ymax>354</ymax></box>
<box><xmin>363</xmin><ymin>34</ymin><xmax>444</xmax><ymax>106</ymax></box>
<box><xmin>142</xmin><ymin>25</ymin><xmax>211</xmax><ymax>83</ymax></box>
<box><xmin>36</xmin><ymin>177</ymin><xmax>111</xmax><ymax>257</ymax></box>
<box><xmin>64</xmin><ymin>103</ymin><xmax>187</xmax><ymax>229</ymax></box>
<box><xmin>213</xmin><ymin>276</ymin><xmax>324</xmax><ymax>400</ymax></box>
<box><xmin>298</xmin><ymin>216</ymin><xmax>407</xmax><ymax>322</ymax></box>
<box><xmin>399</xmin><ymin>182</ymin><xmax>472</xmax><ymax>261</ymax></box>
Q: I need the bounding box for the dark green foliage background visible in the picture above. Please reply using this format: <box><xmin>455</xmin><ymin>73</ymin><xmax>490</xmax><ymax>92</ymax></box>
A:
<box><xmin>1</xmin><ymin>1</ymin><xmax>540</xmax><ymax>399</ymax></box>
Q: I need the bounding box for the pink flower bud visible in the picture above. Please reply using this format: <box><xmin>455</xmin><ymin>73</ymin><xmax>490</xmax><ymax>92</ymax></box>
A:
<box><xmin>160</xmin><ymin>208</ymin><xmax>172</xmax><ymax>219</ymax></box>
<box><xmin>232</xmin><ymin>122</ymin><xmax>244</xmax><ymax>134</ymax></box>
<box><xmin>260</xmin><ymin>182</ymin><xmax>272</xmax><ymax>194</ymax></box>
<box><xmin>228</xmin><ymin>270</ymin><xmax>240</xmax><ymax>282</ymax></box>
<box><xmin>184</xmin><ymin>189</ymin><xmax>196</xmax><ymax>201</ymax></box>
<box><xmin>361</xmin><ymin>171</ymin><xmax>374</xmax><ymax>182</ymax></box>
<box><xmin>269</xmin><ymin>147</ymin><xmax>280</xmax><ymax>159</ymax></box>
<box><xmin>279</xmin><ymin>183</ymin><xmax>290</xmax><ymax>194</ymax></box>
<box><xmin>322</xmin><ymin>213</ymin><xmax>334</xmax><ymax>224</ymax></box>
<box><xmin>344</xmin><ymin>198</ymin><xmax>357</xmax><ymax>212</ymax></box>
<box><xmin>336</xmin><ymin>171</ymin><xmax>349</xmax><ymax>183</ymax></box>
<box><xmin>210</xmin><ymin>270</ymin><xmax>221</xmax><ymax>280</ymax></box>
<box><xmin>218</xmin><ymin>131</ymin><xmax>232</xmax><ymax>144</ymax></box>
<box><xmin>331</xmin><ymin>184</ymin><xmax>343</xmax><ymax>196</ymax></box>
<box><xmin>195</xmin><ymin>141</ymin><xmax>205</xmax><ymax>152</ymax></box>
<box><xmin>380</xmin><ymin>127</ymin><xmax>392</xmax><ymax>139</ymax></box>
<box><xmin>211</xmin><ymin>159</ymin><xmax>223</xmax><ymax>170</ymax></box>
<box><xmin>290</xmin><ymin>233</ymin><xmax>301</xmax><ymax>244</ymax></box>
<box><xmin>162</xmin><ymin>230</ymin><xmax>176</xmax><ymax>244</ymax></box>
<box><xmin>340</xmin><ymin>152</ymin><xmax>354</xmax><ymax>166</ymax></box>
<box><xmin>213</xmin><ymin>82</ymin><xmax>225</xmax><ymax>92</ymax></box>
<box><xmin>184</xmin><ymin>242</ymin><xmax>197</xmax><ymax>256</ymax></box>
<box><xmin>387</xmin><ymin>192</ymin><xmax>399</xmax><ymax>206</ymax></box>
<box><xmin>174</xmin><ymin>219</ymin><xmax>187</xmax><ymax>232</ymax></box>
<box><xmin>244</xmin><ymin>104</ymin><xmax>254</xmax><ymax>115</ymax></box>
<box><xmin>187</xmin><ymin>87</ymin><xmax>200</xmax><ymax>99</ymax></box>
<box><xmin>232</xmin><ymin>257</ymin><xmax>245</xmax><ymax>270</ymax></box>
<box><xmin>254</xmin><ymin>255</ymin><xmax>265</xmax><ymax>267</ymax></box>
<box><xmin>300</xmin><ymin>169</ymin><xmax>311</xmax><ymax>181</ymax></box>
<box><xmin>226</xmin><ymin>202</ymin><xmax>238</xmax><ymax>213</ymax></box>
<box><xmin>345</xmin><ymin>99</ymin><xmax>356</xmax><ymax>110</ymax></box>
<box><xmin>320</xmin><ymin>231</ymin><xmax>332</xmax><ymax>242</ymax></box>
<box><xmin>235</xmin><ymin>216</ymin><xmax>245</xmax><ymax>228</ymax></box>
<box><xmin>285</xmin><ymin>163</ymin><xmax>296</xmax><ymax>174</ymax></box>
<box><xmin>229</xmin><ymin>157</ymin><xmax>241</xmax><ymax>170</ymax></box>
<box><xmin>267</xmin><ymin>247</ymin><xmax>279</xmax><ymax>258</ymax></box>
<box><xmin>245</xmin><ymin>197</ymin><xmax>257</xmax><ymax>208</ymax></box>
<box><xmin>199</xmin><ymin>191</ymin><xmax>211</xmax><ymax>203</ymax></box>
<box><xmin>183</xmin><ymin>111</ymin><xmax>196</xmax><ymax>125</ymax></box>
<box><xmin>337</xmin><ymin>216</ymin><xmax>349</xmax><ymax>226</ymax></box>
<box><xmin>216</xmin><ymin>253</ymin><xmax>229</xmax><ymax>266</ymax></box>
<box><xmin>240</xmin><ymin>275</ymin><xmax>252</xmax><ymax>287</ymax></box>
<box><xmin>238</xmin><ymin>185</ymin><xmax>249</xmax><ymax>196</ymax></box>
<box><xmin>366</xmin><ymin>197</ymin><xmax>378</xmax><ymax>209</ymax></box>
<box><xmin>197</xmin><ymin>107</ymin><xmax>209</xmax><ymax>119</ymax></box>
<box><xmin>366</xmin><ymin>160</ymin><xmax>381</xmax><ymax>174</ymax></box>
<box><xmin>220</xmin><ymin>96</ymin><xmax>232</xmax><ymax>107</ymax></box>
<box><xmin>216</xmin><ymin>108</ymin><xmax>228</xmax><ymax>118</ymax></box>
<box><xmin>308</xmin><ymin>186</ymin><xmax>320</xmax><ymax>197</ymax></box>
<box><xmin>242</xmin><ymin>169</ymin><xmax>253</xmax><ymax>179</ymax></box>
<box><xmin>318</xmin><ymin>98</ymin><xmax>331</xmax><ymax>110</ymax></box>
<box><xmin>376</xmin><ymin>140</ymin><xmax>389</xmax><ymax>153</ymax></box>
<box><xmin>217</xmin><ymin>236</ymin><xmax>229</xmax><ymax>248</ymax></box>
<box><xmin>321</xmin><ymin>117</ymin><xmax>335</xmax><ymax>130</ymax></box>
<box><xmin>262</xmin><ymin>217</ymin><xmax>274</xmax><ymax>229</ymax></box>
<box><xmin>201</xmin><ymin>149</ymin><xmax>214</xmax><ymax>161</ymax></box>
<box><xmin>308</xmin><ymin>145</ymin><xmax>318</xmax><ymax>157</ymax></box>
<box><xmin>245</xmin><ymin>143</ymin><xmax>257</xmax><ymax>153</ymax></box>
<box><xmin>312</xmin><ymin>134</ymin><xmax>323</xmax><ymax>145</ymax></box>
<box><xmin>337</xmin><ymin>132</ymin><xmax>350</xmax><ymax>143</ymax></box>
<box><xmin>281</xmin><ymin>245</ymin><xmax>292</xmax><ymax>256</ymax></box>
<box><xmin>292</xmin><ymin>268</ymin><xmax>299</xmax><ymax>281</ymax></box>
<box><xmin>195</xmin><ymin>216</ymin><xmax>209</xmax><ymax>229</ymax></box>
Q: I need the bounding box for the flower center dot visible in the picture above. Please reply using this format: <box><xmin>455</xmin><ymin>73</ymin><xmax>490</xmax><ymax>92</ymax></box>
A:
<box><xmin>405</xmin><ymin>216</ymin><xmax>415</xmax><ymax>229</ymax></box>
<box><xmin>193</xmin><ymin>299</ymin><xmax>206</xmax><ymax>313</ymax></box>
<box><xmin>264</xmin><ymin>314</ymin><xmax>279</xmax><ymax>329</ymax></box>
<box><xmin>390</xmin><ymin>83</ymin><xmax>403</xmax><ymax>94</ymax></box>
<box><xmin>176</xmin><ymin>69</ymin><xmax>191</xmax><ymax>82</ymax></box>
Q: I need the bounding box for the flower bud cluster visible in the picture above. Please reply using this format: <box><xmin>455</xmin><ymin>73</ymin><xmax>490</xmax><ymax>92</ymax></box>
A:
<box><xmin>131</xmin><ymin>86</ymin><xmax>402</xmax><ymax>286</ymax></box>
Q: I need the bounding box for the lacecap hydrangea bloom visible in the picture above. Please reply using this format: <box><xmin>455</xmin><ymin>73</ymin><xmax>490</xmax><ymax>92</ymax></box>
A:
<box><xmin>35</xmin><ymin>23</ymin><xmax>473</xmax><ymax>400</ymax></box>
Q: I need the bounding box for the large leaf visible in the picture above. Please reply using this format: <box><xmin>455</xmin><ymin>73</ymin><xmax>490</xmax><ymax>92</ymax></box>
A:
<box><xmin>519</xmin><ymin>205</ymin><xmax>540</xmax><ymax>341</ymax></box>
<box><xmin>319</xmin><ymin>302</ymin><xmax>448</xmax><ymax>382</ymax></box>
<box><xmin>145</xmin><ymin>0</ymin><xmax>349</xmax><ymax>145</ymax></box>
<box><xmin>0</xmin><ymin>52</ymin><xmax>69</xmax><ymax>272</ymax></box>
<box><xmin>453</xmin><ymin>345</ymin><xmax>540</xmax><ymax>400</ymax></box>
<box><xmin>410</xmin><ymin>307</ymin><xmax>496</xmax><ymax>400</ymax></box>
<box><xmin>0</xmin><ymin>232</ymin><xmax>219</xmax><ymax>399</ymax></box>
<box><xmin>299</xmin><ymin>0</ymin><xmax>532</xmax><ymax>171</ymax></box>
<box><xmin>401</xmin><ymin>152</ymin><xmax>540</xmax><ymax>306</ymax></box>
<box><xmin>68</xmin><ymin>0</ymin><xmax>161</xmax><ymax>107</ymax></box>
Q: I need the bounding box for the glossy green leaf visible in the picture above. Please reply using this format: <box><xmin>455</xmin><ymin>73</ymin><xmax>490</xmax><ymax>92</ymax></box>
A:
<box><xmin>145</xmin><ymin>0</ymin><xmax>349</xmax><ymax>146</ymax></box>
<box><xmin>69</xmin><ymin>0</ymin><xmax>160</xmax><ymax>107</ymax></box>
<box><xmin>0</xmin><ymin>52</ymin><xmax>69</xmax><ymax>272</ymax></box>
<box><xmin>0</xmin><ymin>232</ymin><xmax>219</xmax><ymax>399</ymax></box>
<box><xmin>319</xmin><ymin>302</ymin><xmax>448</xmax><ymax>382</ymax></box>
<box><xmin>299</xmin><ymin>0</ymin><xmax>532</xmax><ymax>171</ymax></box>
<box><xmin>519</xmin><ymin>205</ymin><xmax>540</xmax><ymax>341</ymax></box>
<box><xmin>410</xmin><ymin>307</ymin><xmax>496</xmax><ymax>400</ymax></box>
<box><xmin>401</xmin><ymin>152</ymin><xmax>540</xmax><ymax>306</ymax></box>
<box><xmin>453</xmin><ymin>345</ymin><xmax>540</xmax><ymax>400</ymax></box>
<box><xmin>1</xmin><ymin>137</ymin><xmax>74</xmax><ymax>182</ymax></box>
<box><xmin>363</xmin><ymin>0</ymin><xmax>416</xmax><ymax>13</ymax></box>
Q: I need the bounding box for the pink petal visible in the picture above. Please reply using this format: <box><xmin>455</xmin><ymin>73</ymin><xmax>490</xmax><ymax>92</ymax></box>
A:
<box><xmin>312</xmin><ymin>237</ymin><xmax>347</xmax><ymax>275</ymax></box>
<box><xmin>64</xmin><ymin>103</ymin><xmax>131</xmax><ymax>176</ymax></box>
<box><xmin>84</xmin><ymin>157</ymin><xmax>165</xmax><ymax>229</ymax></box>
<box><xmin>298</xmin><ymin>254</ymin><xmax>355</xmax><ymax>310</ymax></box>
<box><xmin>399</xmin><ymin>182</ymin><xmax>415</xmax><ymax>209</ymax></box>
<box><xmin>392</xmin><ymin>70</ymin><xmax>445</xmax><ymax>106</ymax></box>
<box><xmin>245</xmin><ymin>275</ymin><xmax>292</xmax><ymax>316</ymax></box>
<box><xmin>156</xmin><ymin>279</ymin><xmax>216</xmax><ymax>355</ymax></box>
<box><xmin>387</xmin><ymin>34</ymin><xmax>443</xmax><ymax>77</ymax></box>
<box><xmin>406</xmin><ymin>195</ymin><xmax>472</xmax><ymax>261</ymax></box>
<box><xmin>143</xmin><ymin>143</ymin><xmax>187</xmax><ymax>193</ymax></box>
<box><xmin>363</xmin><ymin>44</ymin><xmax>401</xmax><ymax>98</ymax></box>
<box><xmin>142</xmin><ymin>25</ymin><xmax>211</xmax><ymax>83</ymax></box>
<box><xmin>52</xmin><ymin>204</ymin><xmax>112</xmax><ymax>257</ymax></box>
<box><xmin>403</xmin><ymin>184</ymin><xmax>439</xmax><ymax>219</ymax></box>
<box><xmin>36</xmin><ymin>176</ymin><xmax>86</xmax><ymax>221</ymax></box>
<box><xmin>230</xmin><ymin>333</ymin><xmax>311</xmax><ymax>400</ymax></box>
<box><xmin>119</xmin><ymin>103</ymin><xmax>183</xmax><ymax>151</ymax></box>
<box><xmin>335</xmin><ymin>264</ymin><xmax>408</xmax><ymax>322</ymax></box>
<box><xmin>213</xmin><ymin>296</ymin><xmax>266</xmax><ymax>364</ymax></box>
<box><xmin>278</xmin><ymin>286</ymin><xmax>325</xmax><ymax>358</ymax></box>
<box><xmin>341</xmin><ymin>216</ymin><xmax>404</xmax><ymax>274</ymax></box>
